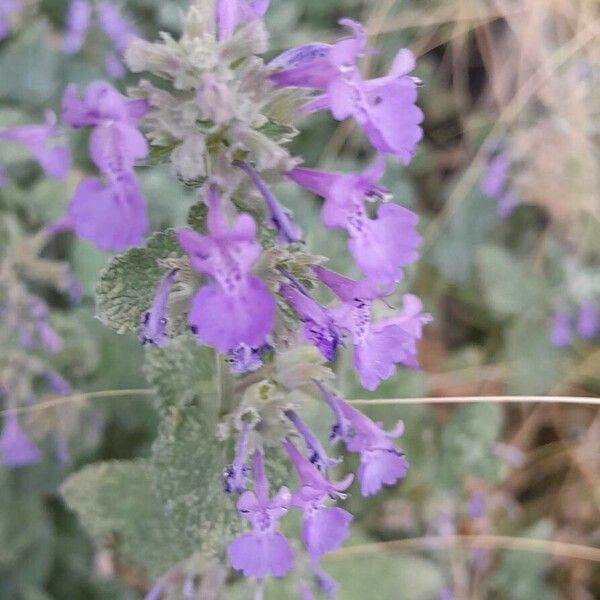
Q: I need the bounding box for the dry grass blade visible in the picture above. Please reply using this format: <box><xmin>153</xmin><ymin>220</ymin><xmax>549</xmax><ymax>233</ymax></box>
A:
<box><xmin>334</xmin><ymin>534</ymin><xmax>600</xmax><ymax>562</ymax></box>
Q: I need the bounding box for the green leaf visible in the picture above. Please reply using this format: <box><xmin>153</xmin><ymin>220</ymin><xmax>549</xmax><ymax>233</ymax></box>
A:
<box><xmin>0</xmin><ymin>23</ymin><xmax>60</xmax><ymax>104</ymax></box>
<box><xmin>144</xmin><ymin>333</ymin><xmax>214</xmax><ymax>417</ymax></box>
<box><xmin>186</xmin><ymin>201</ymin><xmax>208</xmax><ymax>233</ymax></box>
<box><xmin>505</xmin><ymin>317</ymin><xmax>559</xmax><ymax>394</ymax></box>
<box><xmin>322</xmin><ymin>553</ymin><xmax>443</xmax><ymax>600</ymax></box>
<box><xmin>438</xmin><ymin>403</ymin><xmax>503</xmax><ymax>486</ymax></box>
<box><xmin>60</xmin><ymin>459</ymin><xmax>185</xmax><ymax>579</ymax></box>
<box><xmin>429</xmin><ymin>187</ymin><xmax>496</xmax><ymax>282</ymax></box>
<box><xmin>95</xmin><ymin>229</ymin><xmax>182</xmax><ymax>334</ymax></box>
<box><xmin>490</xmin><ymin>521</ymin><xmax>559</xmax><ymax>600</ymax></box>
<box><xmin>477</xmin><ymin>245</ymin><xmax>546</xmax><ymax>318</ymax></box>
<box><xmin>151</xmin><ymin>405</ymin><xmax>243</xmax><ymax>558</ymax></box>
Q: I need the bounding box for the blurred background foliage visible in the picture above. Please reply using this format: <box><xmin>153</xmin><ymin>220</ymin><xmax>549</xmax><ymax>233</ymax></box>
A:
<box><xmin>0</xmin><ymin>0</ymin><xmax>598</xmax><ymax>599</ymax></box>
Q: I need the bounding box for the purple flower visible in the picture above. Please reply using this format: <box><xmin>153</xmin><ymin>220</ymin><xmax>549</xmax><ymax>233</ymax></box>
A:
<box><xmin>234</xmin><ymin>160</ymin><xmax>303</xmax><ymax>243</ymax></box>
<box><xmin>28</xmin><ymin>297</ymin><xmax>64</xmax><ymax>353</ymax></box>
<box><xmin>228</xmin><ymin>450</ymin><xmax>294</xmax><ymax>578</ymax></box>
<box><xmin>0</xmin><ymin>111</ymin><xmax>71</xmax><ymax>179</ymax></box>
<box><xmin>497</xmin><ymin>190</ymin><xmax>518</xmax><ymax>218</ymax></box>
<box><xmin>215</xmin><ymin>0</ymin><xmax>270</xmax><ymax>41</ymax></box>
<box><xmin>285</xmin><ymin>409</ymin><xmax>340</xmax><ymax>473</ymax></box>
<box><xmin>223</xmin><ymin>421</ymin><xmax>251</xmax><ymax>494</ymax></box>
<box><xmin>551</xmin><ymin>310</ymin><xmax>572</xmax><ymax>348</ymax></box>
<box><xmin>62</xmin><ymin>81</ymin><xmax>148</xmax><ymax>128</ymax></box>
<box><xmin>178</xmin><ymin>186</ymin><xmax>276</xmax><ymax>352</ymax></box>
<box><xmin>143</xmin><ymin>582</ymin><xmax>163</xmax><ymax>600</ymax></box>
<box><xmin>61</xmin><ymin>0</ymin><xmax>91</xmax><ymax>54</ymax></box>
<box><xmin>577</xmin><ymin>300</ymin><xmax>599</xmax><ymax>339</ymax></box>
<box><xmin>97</xmin><ymin>1</ymin><xmax>139</xmax><ymax>53</ymax></box>
<box><xmin>66</xmin><ymin>175</ymin><xmax>148</xmax><ymax>251</ymax></box>
<box><xmin>104</xmin><ymin>51</ymin><xmax>127</xmax><ymax>79</ymax></box>
<box><xmin>44</xmin><ymin>370</ymin><xmax>72</xmax><ymax>395</ymax></box>
<box><xmin>316</xmin><ymin>381</ymin><xmax>409</xmax><ymax>496</ymax></box>
<box><xmin>140</xmin><ymin>269</ymin><xmax>179</xmax><ymax>347</ymax></box>
<box><xmin>283</xmin><ymin>438</ymin><xmax>353</xmax><ymax>559</ymax></box>
<box><xmin>481</xmin><ymin>152</ymin><xmax>509</xmax><ymax>199</ymax></box>
<box><xmin>0</xmin><ymin>413</ymin><xmax>42</xmax><ymax>467</ymax></box>
<box><xmin>314</xmin><ymin>266</ymin><xmax>430</xmax><ymax>390</ymax></box>
<box><xmin>279</xmin><ymin>273</ymin><xmax>341</xmax><ymax>362</ymax></box>
<box><xmin>61</xmin><ymin>82</ymin><xmax>149</xmax><ymax>250</ymax></box>
<box><xmin>289</xmin><ymin>157</ymin><xmax>421</xmax><ymax>284</ymax></box>
<box><xmin>312</xmin><ymin>563</ymin><xmax>339</xmax><ymax>599</ymax></box>
<box><xmin>226</xmin><ymin>343</ymin><xmax>268</xmax><ymax>374</ymax></box>
<box><xmin>272</xmin><ymin>20</ymin><xmax>423</xmax><ymax>162</ymax></box>
<box><xmin>468</xmin><ymin>490</ymin><xmax>486</xmax><ymax>519</ymax></box>
<box><xmin>0</xmin><ymin>0</ymin><xmax>22</xmax><ymax>41</ymax></box>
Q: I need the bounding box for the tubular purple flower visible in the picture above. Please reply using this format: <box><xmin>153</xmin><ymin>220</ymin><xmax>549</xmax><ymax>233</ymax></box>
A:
<box><xmin>314</xmin><ymin>266</ymin><xmax>430</xmax><ymax>390</ymax></box>
<box><xmin>283</xmin><ymin>438</ymin><xmax>353</xmax><ymax>559</ymax></box>
<box><xmin>215</xmin><ymin>0</ymin><xmax>270</xmax><ymax>41</ymax></box>
<box><xmin>143</xmin><ymin>581</ymin><xmax>163</xmax><ymax>600</ymax></box>
<box><xmin>311</xmin><ymin>562</ymin><xmax>339</xmax><ymax>599</ymax></box>
<box><xmin>315</xmin><ymin>383</ymin><xmax>409</xmax><ymax>496</ymax></box>
<box><xmin>97</xmin><ymin>1</ymin><xmax>139</xmax><ymax>53</ymax></box>
<box><xmin>279</xmin><ymin>272</ymin><xmax>341</xmax><ymax>362</ymax></box>
<box><xmin>273</xmin><ymin>19</ymin><xmax>423</xmax><ymax>161</ymax></box>
<box><xmin>178</xmin><ymin>186</ymin><xmax>276</xmax><ymax>351</ymax></box>
<box><xmin>233</xmin><ymin>160</ymin><xmax>303</xmax><ymax>243</ymax></box>
<box><xmin>577</xmin><ymin>300</ymin><xmax>599</xmax><ymax>339</ymax></box>
<box><xmin>61</xmin><ymin>0</ymin><xmax>91</xmax><ymax>54</ymax></box>
<box><xmin>227</xmin><ymin>450</ymin><xmax>294</xmax><ymax>578</ymax></box>
<box><xmin>468</xmin><ymin>490</ymin><xmax>486</xmax><ymax>519</ymax></box>
<box><xmin>0</xmin><ymin>413</ymin><xmax>42</xmax><ymax>467</ymax></box>
<box><xmin>140</xmin><ymin>269</ymin><xmax>179</xmax><ymax>347</ymax></box>
<box><xmin>284</xmin><ymin>409</ymin><xmax>340</xmax><ymax>472</ymax></box>
<box><xmin>0</xmin><ymin>111</ymin><xmax>71</xmax><ymax>179</ymax></box>
<box><xmin>62</xmin><ymin>81</ymin><xmax>149</xmax><ymax>128</ymax></box>
<box><xmin>289</xmin><ymin>157</ymin><xmax>420</xmax><ymax>284</ymax></box>
<box><xmin>227</xmin><ymin>343</ymin><xmax>269</xmax><ymax>374</ymax></box>
<box><xmin>67</xmin><ymin>175</ymin><xmax>148</xmax><ymax>251</ymax></box>
<box><xmin>551</xmin><ymin>310</ymin><xmax>572</xmax><ymax>348</ymax></box>
<box><xmin>223</xmin><ymin>420</ymin><xmax>251</xmax><ymax>493</ymax></box>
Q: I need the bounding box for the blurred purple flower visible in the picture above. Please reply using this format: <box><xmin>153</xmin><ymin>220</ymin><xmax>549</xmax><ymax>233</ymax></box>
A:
<box><xmin>215</xmin><ymin>0</ymin><xmax>270</xmax><ymax>41</ymax></box>
<box><xmin>576</xmin><ymin>300</ymin><xmax>599</xmax><ymax>339</ymax></box>
<box><xmin>0</xmin><ymin>413</ymin><xmax>42</xmax><ymax>467</ymax></box>
<box><xmin>97</xmin><ymin>1</ymin><xmax>139</xmax><ymax>53</ymax></box>
<box><xmin>283</xmin><ymin>438</ymin><xmax>353</xmax><ymax>559</ymax></box>
<box><xmin>468</xmin><ymin>489</ymin><xmax>486</xmax><ymax>519</ymax></box>
<box><xmin>481</xmin><ymin>152</ymin><xmax>509</xmax><ymax>198</ymax></box>
<box><xmin>551</xmin><ymin>310</ymin><xmax>572</xmax><ymax>347</ymax></box>
<box><xmin>289</xmin><ymin>156</ymin><xmax>420</xmax><ymax>284</ymax></box>
<box><xmin>227</xmin><ymin>450</ymin><xmax>294</xmax><ymax>577</ymax></box>
<box><xmin>0</xmin><ymin>111</ymin><xmax>71</xmax><ymax>179</ymax></box>
<box><xmin>227</xmin><ymin>343</ymin><xmax>268</xmax><ymax>374</ymax></box>
<box><xmin>0</xmin><ymin>0</ymin><xmax>22</xmax><ymax>41</ymax></box>
<box><xmin>178</xmin><ymin>186</ymin><xmax>276</xmax><ymax>352</ymax></box>
<box><xmin>61</xmin><ymin>0</ymin><xmax>92</xmax><ymax>54</ymax></box>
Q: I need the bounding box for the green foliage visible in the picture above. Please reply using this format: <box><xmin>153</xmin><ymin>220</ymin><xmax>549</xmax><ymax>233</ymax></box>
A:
<box><xmin>0</xmin><ymin>23</ymin><xmax>60</xmax><ymax>104</ymax></box>
<box><xmin>477</xmin><ymin>245</ymin><xmax>547</xmax><ymax>318</ymax></box>
<box><xmin>60</xmin><ymin>460</ymin><xmax>186</xmax><ymax>579</ymax></box>
<box><xmin>429</xmin><ymin>187</ymin><xmax>496</xmax><ymax>282</ymax></box>
<box><xmin>151</xmin><ymin>406</ymin><xmax>244</xmax><ymax>559</ymax></box>
<box><xmin>490</xmin><ymin>521</ymin><xmax>559</xmax><ymax>600</ymax></box>
<box><xmin>438</xmin><ymin>403</ymin><xmax>503</xmax><ymax>486</ymax></box>
<box><xmin>505</xmin><ymin>317</ymin><xmax>560</xmax><ymax>394</ymax></box>
<box><xmin>95</xmin><ymin>229</ymin><xmax>182</xmax><ymax>334</ymax></box>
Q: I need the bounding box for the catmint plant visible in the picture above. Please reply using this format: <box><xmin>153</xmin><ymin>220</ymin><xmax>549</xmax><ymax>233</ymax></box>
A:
<box><xmin>23</xmin><ymin>0</ymin><xmax>431</xmax><ymax>595</ymax></box>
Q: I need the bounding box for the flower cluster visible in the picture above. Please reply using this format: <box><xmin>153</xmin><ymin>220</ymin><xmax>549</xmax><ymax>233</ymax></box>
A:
<box><xmin>16</xmin><ymin>0</ymin><xmax>430</xmax><ymax>595</ymax></box>
<box><xmin>61</xmin><ymin>0</ymin><xmax>139</xmax><ymax>78</ymax></box>
<box><xmin>551</xmin><ymin>300</ymin><xmax>599</xmax><ymax>347</ymax></box>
